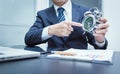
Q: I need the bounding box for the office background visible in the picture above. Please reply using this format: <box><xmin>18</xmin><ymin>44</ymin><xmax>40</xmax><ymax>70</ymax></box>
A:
<box><xmin>0</xmin><ymin>0</ymin><xmax>119</xmax><ymax>51</ymax></box>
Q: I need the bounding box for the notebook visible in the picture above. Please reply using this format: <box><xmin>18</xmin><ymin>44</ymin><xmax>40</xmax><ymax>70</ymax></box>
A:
<box><xmin>47</xmin><ymin>48</ymin><xmax>114</xmax><ymax>64</ymax></box>
<box><xmin>0</xmin><ymin>46</ymin><xmax>40</xmax><ymax>62</ymax></box>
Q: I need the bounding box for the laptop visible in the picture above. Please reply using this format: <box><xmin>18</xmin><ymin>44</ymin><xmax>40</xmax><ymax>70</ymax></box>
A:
<box><xmin>0</xmin><ymin>46</ymin><xmax>40</xmax><ymax>62</ymax></box>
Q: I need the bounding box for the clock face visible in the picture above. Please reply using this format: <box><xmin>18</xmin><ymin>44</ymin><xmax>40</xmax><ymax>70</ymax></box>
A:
<box><xmin>82</xmin><ymin>7</ymin><xmax>102</xmax><ymax>33</ymax></box>
<box><xmin>84</xmin><ymin>17</ymin><xmax>94</xmax><ymax>31</ymax></box>
<box><xmin>83</xmin><ymin>15</ymin><xmax>95</xmax><ymax>32</ymax></box>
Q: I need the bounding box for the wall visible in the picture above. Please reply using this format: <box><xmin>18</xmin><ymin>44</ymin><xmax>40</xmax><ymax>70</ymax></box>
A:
<box><xmin>0</xmin><ymin>0</ymin><xmax>49</xmax><ymax>48</ymax></box>
<box><xmin>0</xmin><ymin>0</ymin><xmax>36</xmax><ymax>48</ymax></box>
<box><xmin>103</xmin><ymin>0</ymin><xmax>120</xmax><ymax>51</ymax></box>
<box><xmin>0</xmin><ymin>0</ymin><xmax>35</xmax><ymax>26</ymax></box>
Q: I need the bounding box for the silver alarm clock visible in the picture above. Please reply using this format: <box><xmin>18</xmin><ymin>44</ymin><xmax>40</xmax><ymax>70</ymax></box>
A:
<box><xmin>82</xmin><ymin>7</ymin><xmax>102</xmax><ymax>33</ymax></box>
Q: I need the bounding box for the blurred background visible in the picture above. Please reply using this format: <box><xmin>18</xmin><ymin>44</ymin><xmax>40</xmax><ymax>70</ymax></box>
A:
<box><xmin>0</xmin><ymin>0</ymin><xmax>119</xmax><ymax>51</ymax></box>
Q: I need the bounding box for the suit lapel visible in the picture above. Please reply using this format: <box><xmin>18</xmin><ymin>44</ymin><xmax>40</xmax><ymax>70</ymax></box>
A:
<box><xmin>47</xmin><ymin>5</ymin><xmax>58</xmax><ymax>24</ymax></box>
<box><xmin>66</xmin><ymin>3</ymin><xmax>83</xmax><ymax>42</ymax></box>
<box><xmin>72</xmin><ymin>3</ymin><xmax>82</xmax><ymax>22</ymax></box>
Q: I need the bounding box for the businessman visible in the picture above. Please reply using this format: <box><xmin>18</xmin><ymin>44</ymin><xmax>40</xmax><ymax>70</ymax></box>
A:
<box><xmin>25</xmin><ymin>0</ymin><xmax>109</xmax><ymax>50</ymax></box>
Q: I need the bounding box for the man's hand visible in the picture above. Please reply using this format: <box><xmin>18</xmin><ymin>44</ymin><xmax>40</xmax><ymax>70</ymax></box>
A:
<box><xmin>48</xmin><ymin>21</ymin><xmax>82</xmax><ymax>37</ymax></box>
<box><xmin>94</xmin><ymin>18</ymin><xmax>109</xmax><ymax>43</ymax></box>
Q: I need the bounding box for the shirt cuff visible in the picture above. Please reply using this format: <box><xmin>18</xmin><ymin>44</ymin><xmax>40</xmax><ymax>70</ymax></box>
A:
<box><xmin>41</xmin><ymin>26</ymin><xmax>52</xmax><ymax>41</ymax></box>
<box><xmin>95</xmin><ymin>39</ymin><xmax>105</xmax><ymax>47</ymax></box>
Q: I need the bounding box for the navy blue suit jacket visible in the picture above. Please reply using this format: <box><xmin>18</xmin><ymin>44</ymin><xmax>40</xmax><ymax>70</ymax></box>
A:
<box><xmin>25</xmin><ymin>3</ymin><xmax>108</xmax><ymax>50</ymax></box>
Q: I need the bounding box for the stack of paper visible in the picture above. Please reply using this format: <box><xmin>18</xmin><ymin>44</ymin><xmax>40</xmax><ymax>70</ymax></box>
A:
<box><xmin>47</xmin><ymin>49</ymin><xmax>114</xmax><ymax>64</ymax></box>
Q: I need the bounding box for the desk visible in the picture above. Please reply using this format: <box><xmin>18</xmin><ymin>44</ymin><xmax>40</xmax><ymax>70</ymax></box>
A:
<box><xmin>0</xmin><ymin>47</ymin><xmax>120</xmax><ymax>74</ymax></box>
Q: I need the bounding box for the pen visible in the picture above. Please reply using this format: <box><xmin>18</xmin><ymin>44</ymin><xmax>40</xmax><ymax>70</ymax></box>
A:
<box><xmin>40</xmin><ymin>51</ymin><xmax>51</xmax><ymax>54</ymax></box>
<box><xmin>51</xmin><ymin>51</ymin><xmax>76</xmax><ymax>56</ymax></box>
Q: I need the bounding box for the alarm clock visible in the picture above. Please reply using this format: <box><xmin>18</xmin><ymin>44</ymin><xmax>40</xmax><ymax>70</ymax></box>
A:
<box><xmin>82</xmin><ymin>7</ymin><xmax>102</xmax><ymax>33</ymax></box>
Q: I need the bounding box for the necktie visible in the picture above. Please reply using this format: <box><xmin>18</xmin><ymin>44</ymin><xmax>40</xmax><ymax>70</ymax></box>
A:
<box><xmin>57</xmin><ymin>7</ymin><xmax>65</xmax><ymax>22</ymax></box>
<box><xmin>57</xmin><ymin>7</ymin><xmax>67</xmax><ymax>41</ymax></box>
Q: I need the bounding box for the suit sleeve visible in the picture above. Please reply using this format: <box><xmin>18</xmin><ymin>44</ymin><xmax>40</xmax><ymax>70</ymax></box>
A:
<box><xmin>25</xmin><ymin>12</ymin><xmax>48</xmax><ymax>46</ymax></box>
<box><xmin>86</xmin><ymin>32</ymin><xmax>108</xmax><ymax>49</ymax></box>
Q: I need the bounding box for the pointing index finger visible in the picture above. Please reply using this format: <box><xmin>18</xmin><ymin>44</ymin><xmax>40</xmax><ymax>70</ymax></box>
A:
<box><xmin>65</xmin><ymin>21</ymin><xmax>83</xmax><ymax>27</ymax></box>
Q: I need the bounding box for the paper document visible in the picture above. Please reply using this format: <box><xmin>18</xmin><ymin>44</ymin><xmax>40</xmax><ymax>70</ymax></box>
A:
<box><xmin>47</xmin><ymin>49</ymin><xmax>114</xmax><ymax>64</ymax></box>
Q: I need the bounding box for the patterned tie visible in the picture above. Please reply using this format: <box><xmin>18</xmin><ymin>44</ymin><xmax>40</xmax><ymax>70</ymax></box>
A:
<box><xmin>57</xmin><ymin>7</ymin><xmax>65</xmax><ymax>23</ymax></box>
<box><xmin>57</xmin><ymin>7</ymin><xmax>67</xmax><ymax>41</ymax></box>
